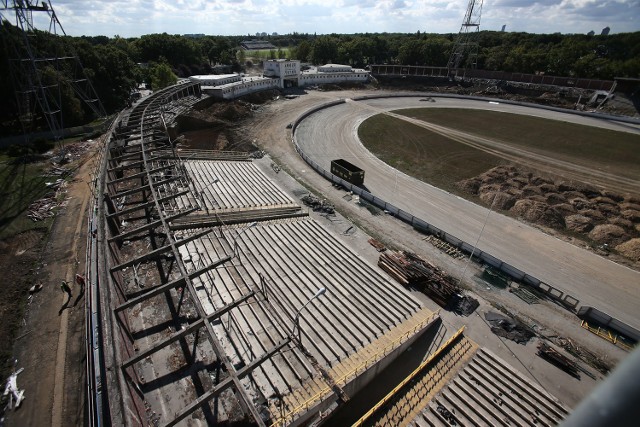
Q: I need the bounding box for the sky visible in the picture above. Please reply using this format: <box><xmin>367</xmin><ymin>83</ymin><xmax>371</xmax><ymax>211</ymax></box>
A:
<box><xmin>24</xmin><ymin>0</ymin><xmax>640</xmax><ymax>37</ymax></box>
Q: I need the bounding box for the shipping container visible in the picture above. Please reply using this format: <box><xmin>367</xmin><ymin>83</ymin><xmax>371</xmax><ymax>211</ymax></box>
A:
<box><xmin>331</xmin><ymin>159</ymin><xmax>365</xmax><ymax>186</ymax></box>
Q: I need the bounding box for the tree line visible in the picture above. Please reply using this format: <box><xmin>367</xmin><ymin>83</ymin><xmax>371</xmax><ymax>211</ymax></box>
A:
<box><xmin>1</xmin><ymin>26</ymin><xmax>638</xmax><ymax>136</ymax></box>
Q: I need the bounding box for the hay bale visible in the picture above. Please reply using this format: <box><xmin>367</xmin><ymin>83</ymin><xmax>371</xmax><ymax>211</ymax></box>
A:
<box><xmin>565</xmin><ymin>215</ymin><xmax>594</xmax><ymax>233</ymax></box>
<box><xmin>589</xmin><ymin>224</ymin><xmax>628</xmax><ymax>246</ymax></box>
<box><xmin>480</xmin><ymin>191</ymin><xmax>516</xmax><ymax>210</ymax></box>
<box><xmin>616</xmin><ymin>239</ymin><xmax>640</xmax><ymax>262</ymax></box>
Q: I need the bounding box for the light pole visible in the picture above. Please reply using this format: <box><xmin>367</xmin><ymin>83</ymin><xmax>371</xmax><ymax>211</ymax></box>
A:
<box><xmin>293</xmin><ymin>287</ymin><xmax>326</xmax><ymax>343</ymax></box>
<box><xmin>232</xmin><ymin>221</ymin><xmax>258</xmax><ymax>261</ymax></box>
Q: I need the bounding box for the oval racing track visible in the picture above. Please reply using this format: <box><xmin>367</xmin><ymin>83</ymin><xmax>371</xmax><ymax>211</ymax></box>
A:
<box><xmin>294</xmin><ymin>96</ymin><xmax>640</xmax><ymax>329</ymax></box>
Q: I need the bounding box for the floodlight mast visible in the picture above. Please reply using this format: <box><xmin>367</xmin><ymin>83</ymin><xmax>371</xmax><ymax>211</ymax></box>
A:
<box><xmin>0</xmin><ymin>0</ymin><xmax>106</xmax><ymax>145</ymax></box>
<box><xmin>447</xmin><ymin>0</ymin><xmax>484</xmax><ymax>75</ymax></box>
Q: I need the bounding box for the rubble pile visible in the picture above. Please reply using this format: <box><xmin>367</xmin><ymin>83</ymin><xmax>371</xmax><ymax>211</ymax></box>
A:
<box><xmin>485</xmin><ymin>311</ymin><xmax>535</xmax><ymax>344</ymax></box>
<box><xmin>301</xmin><ymin>194</ymin><xmax>335</xmax><ymax>214</ymax></box>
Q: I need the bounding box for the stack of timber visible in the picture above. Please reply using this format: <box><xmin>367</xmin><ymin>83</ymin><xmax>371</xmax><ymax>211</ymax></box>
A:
<box><xmin>537</xmin><ymin>342</ymin><xmax>581</xmax><ymax>379</ymax></box>
<box><xmin>378</xmin><ymin>251</ymin><xmax>460</xmax><ymax>307</ymax></box>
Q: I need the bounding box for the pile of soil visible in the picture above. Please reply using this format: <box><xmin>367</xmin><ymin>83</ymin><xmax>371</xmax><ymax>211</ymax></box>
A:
<box><xmin>457</xmin><ymin>165</ymin><xmax>640</xmax><ymax>263</ymax></box>
<box><xmin>173</xmin><ymin>100</ymin><xmax>256</xmax><ymax>151</ymax></box>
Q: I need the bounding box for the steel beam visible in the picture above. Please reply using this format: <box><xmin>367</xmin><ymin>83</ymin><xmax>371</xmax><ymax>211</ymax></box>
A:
<box><xmin>107</xmin><ymin>207</ymin><xmax>197</xmax><ymax>243</ymax></box>
<box><xmin>163</xmin><ymin>338</ymin><xmax>291</xmax><ymax>427</ymax></box>
<box><xmin>114</xmin><ymin>254</ymin><xmax>232</xmax><ymax>313</ymax></box>
<box><xmin>106</xmin><ymin>189</ymin><xmax>190</xmax><ymax>219</ymax></box>
<box><xmin>121</xmin><ymin>290</ymin><xmax>256</xmax><ymax>370</ymax></box>
<box><xmin>110</xmin><ymin>228</ymin><xmax>212</xmax><ymax>273</ymax></box>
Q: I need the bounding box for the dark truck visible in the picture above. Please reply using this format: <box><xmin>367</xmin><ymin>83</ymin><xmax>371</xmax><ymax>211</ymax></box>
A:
<box><xmin>331</xmin><ymin>159</ymin><xmax>365</xmax><ymax>187</ymax></box>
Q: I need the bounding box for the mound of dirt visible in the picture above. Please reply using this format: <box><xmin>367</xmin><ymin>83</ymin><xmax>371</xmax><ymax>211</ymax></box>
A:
<box><xmin>589</xmin><ymin>224</ymin><xmax>628</xmax><ymax>246</ymax></box>
<box><xmin>549</xmin><ymin>203</ymin><xmax>576</xmax><ymax>217</ymax></box>
<box><xmin>480</xmin><ymin>191</ymin><xmax>516</xmax><ymax>210</ymax></box>
<box><xmin>511</xmin><ymin>199</ymin><xmax>547</xmax><ymax>222</ymax></box>
<box><xmin>616</xmin><ymin>239</ymin><xmax>640</xmax><ymax>261</ymax></box>
<box><xmin>456</xmin><ymin>178</ymin><xmax>481</xmax><ymax>194</ymax></box>
<box><xmin>565</xmin><ymin>214</ymin><xmax>595</xmax><ymax>233</ymax></box>
<box><xmin>621</xmin><ymin>209</ymin><xmax>640</xmax><ymax>222</ymax></box>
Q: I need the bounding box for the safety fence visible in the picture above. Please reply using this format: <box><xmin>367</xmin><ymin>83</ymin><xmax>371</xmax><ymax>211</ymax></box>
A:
<box><xmin>291</xmin><ymin>95</ymin><xmax>581</xmax><ymax>310</ymax></box>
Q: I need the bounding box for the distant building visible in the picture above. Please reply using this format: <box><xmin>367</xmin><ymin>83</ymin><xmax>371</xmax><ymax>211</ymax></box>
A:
<box><xmin>189</xmin><ymin>60</ymin><xmax>370</xmax><ymax>100</ymax></box>
<box><xmin>601</xmin><ymin>26</ymin><xmax>610</xmax><ymax>35</ymax></box>
<box><xmin>241</xmin><ymin>39</ymin><xmax>277</xmax><ymax>50</ymax></box>
<box><xmin>188</xmin><ymin>74</ymin><xmax>242</xmax><ymax>87</ymax></box>
<box><xmin>587</xmin><ymin>30</ymin><xmax>595</xmax><ymax>36</ymax></box>
<box><xmin>264</xmin><ymin>60</ymin><xmax>370</xmax><ymax>88</ymax></box>
<box><xmin>501</xmin><ymin>25</ymin><xmax>506</xmax><ymax>32</ymax></box>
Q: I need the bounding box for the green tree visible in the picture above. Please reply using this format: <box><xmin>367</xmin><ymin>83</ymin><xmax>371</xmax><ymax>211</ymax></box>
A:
<box><xmin>149</xmin><ymin>62</ymin><xmax>177</xmax><ymax>90</ymax></box>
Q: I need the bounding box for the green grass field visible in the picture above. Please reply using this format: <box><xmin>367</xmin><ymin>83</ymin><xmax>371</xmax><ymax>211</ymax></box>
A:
<box><xmin>358</xmin><ymin>108</ymin><xmax>640</xmax><ymax>194</ymax></box>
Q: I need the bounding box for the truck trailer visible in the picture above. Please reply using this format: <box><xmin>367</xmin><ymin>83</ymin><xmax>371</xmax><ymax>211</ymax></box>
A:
<box><xmin>331</xmin><ymin>159</ymin><xmax>365</xmax><ymax>187</ymax></box>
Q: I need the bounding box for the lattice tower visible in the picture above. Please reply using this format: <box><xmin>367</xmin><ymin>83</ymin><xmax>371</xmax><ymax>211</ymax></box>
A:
<box><xmin>447</xmin><ymin>0</ymin><xmax>484</xmax><ymax>73</ymax></box>
<box><xmin>0</xmin><ymin>0</ymin><xmax>105</xmax><ymax>143</ymax></box>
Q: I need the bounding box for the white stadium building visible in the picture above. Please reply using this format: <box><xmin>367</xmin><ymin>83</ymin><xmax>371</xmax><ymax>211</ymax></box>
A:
<box><xmin>191</xmin><ymin>59</ymin><xmax>370</xmax><ymax>100</ymax></box>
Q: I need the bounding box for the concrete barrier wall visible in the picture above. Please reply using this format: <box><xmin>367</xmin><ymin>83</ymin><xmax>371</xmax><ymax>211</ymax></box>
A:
<box><xmin>291</xmin><ymin>95</ymin><xmax>587</xmax><ymax>310</ymax></box>
<box><xmin>578</xmin><ymin>307</ymin><xmax>640</xmax><ymax>342</ymax></box>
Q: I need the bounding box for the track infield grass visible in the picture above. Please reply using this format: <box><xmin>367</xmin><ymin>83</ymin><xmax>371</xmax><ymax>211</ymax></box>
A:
<box><xmin>358</xmin><ymin>108</ymin><xmax>640</xmax><ymax>195</ymax></box>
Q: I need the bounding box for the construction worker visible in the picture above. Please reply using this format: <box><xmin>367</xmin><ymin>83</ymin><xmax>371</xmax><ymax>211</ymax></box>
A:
<box><xmin>60</xmin><ymin>280</ymin><xmax>72</xmax><ymax>298</ymax></box>
<box><xmin>75</xmin><ymin>274</ymin><xmax>86</xmax><ymax>291</ymax></box>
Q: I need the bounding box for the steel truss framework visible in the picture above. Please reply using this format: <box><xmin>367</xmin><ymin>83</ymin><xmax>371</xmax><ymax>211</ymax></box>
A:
<box><xmin>447</xmin><ymin>0</ymin><xmax>484</xmax><ymax>73</ymax></box>
<box><xmin>101</xmin><ymin>82</ymin><xmax>305</xmax><ymax>426</ymax></box>
<box><xmin>0</xmin><ymin>0</ymin><xmax>105</xmax><ymax>142</ymax></box>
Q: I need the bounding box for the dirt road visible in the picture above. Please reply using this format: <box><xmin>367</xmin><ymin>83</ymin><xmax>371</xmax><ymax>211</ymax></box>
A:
<box><xmin>6</xmin><ymin>145</ymin><xmax>95</xmax><ymax>426</ymax></box>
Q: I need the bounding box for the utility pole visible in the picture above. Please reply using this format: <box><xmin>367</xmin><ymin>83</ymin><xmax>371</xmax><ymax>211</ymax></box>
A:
<box><xmin>447</xmin><ymin>0</ymin><xmax>484</xmax><ymax>78</ymax></box>
<box><xmin>0</xmin><ymin>0</ymin><xmax>106</xmax><ymax>148</ymax></box>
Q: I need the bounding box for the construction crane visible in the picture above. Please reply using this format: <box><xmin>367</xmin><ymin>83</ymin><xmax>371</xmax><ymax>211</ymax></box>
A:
<box><xmin>447</xmin><ymin>0</ymin><xmax>484</xmax><ymax>76</ymax></box>
<box><xmin>0</xmin><ymin>0</ymin><xmax>105</xmax><ymax>145</ymax></box>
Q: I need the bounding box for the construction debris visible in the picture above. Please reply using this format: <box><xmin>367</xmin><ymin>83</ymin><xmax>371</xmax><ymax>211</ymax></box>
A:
<box><xmin>368</xmin><ymin>238</ymin><xmax>386</xmax><ymax>252</ymax></box>
<box><xmin>537</xmin><ymin>342</ymin><xmax>581</xmax><ymax>379</ymax></box>
<box><xmin>422</xmin><ymin>235</ymin><xmax>465</xmax><ymax>259</ymax></box>
<box><xmin>548</xmin><ymin>335</ymin><xmax>611</xmax><ymax>375</ymax></box>
<box><xmin>448</xmin><ymin>293</ymin><xmax>480</xmax><ymax>316</ymax></box>
<box><xmin>485</xmin><ymin>311</ymin><xmax>535</xmax><ymax>344</ymax></box>
<box><xmin>378</xmin><ymin>251</ymin><xmax>466</xmax><ymax>309</ymax></box>
<box><xmin>301</xmin><ymin>194</ymin><xmax>335</xmax><ymax>214</ymax></box>
<box><xmin>3</xmin><ymin>366</ymin><xmax>25</xmax><ymax>411</ymax></box>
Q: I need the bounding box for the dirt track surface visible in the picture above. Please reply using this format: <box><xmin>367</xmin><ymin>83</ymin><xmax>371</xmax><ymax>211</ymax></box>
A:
<box><xmin>245</xmin><ymin>91</ymin><xmax>640</xmax><ymax>330</ymax></box>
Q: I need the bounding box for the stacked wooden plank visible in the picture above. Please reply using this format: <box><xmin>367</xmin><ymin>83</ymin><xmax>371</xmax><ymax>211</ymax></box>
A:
<box><xmin>378</xmin><ymin>251</ymin><xmax>460</xmax><ymax>307</ymax></box>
